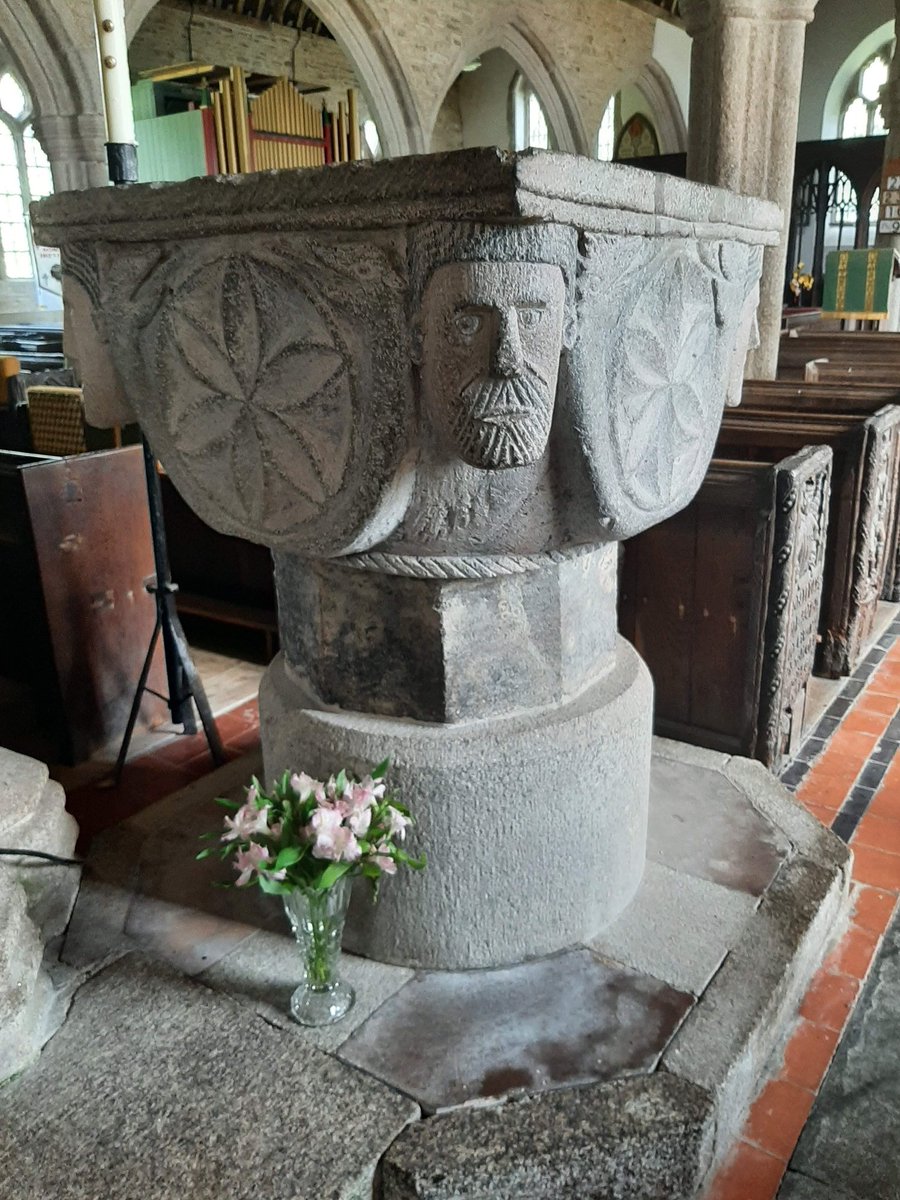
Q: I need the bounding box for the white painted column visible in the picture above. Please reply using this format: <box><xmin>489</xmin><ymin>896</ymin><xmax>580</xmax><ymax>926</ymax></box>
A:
<box><xmin>681</xmin><ymin>0</ymin><xmax>819</xmax><ymax>379</ymax></box>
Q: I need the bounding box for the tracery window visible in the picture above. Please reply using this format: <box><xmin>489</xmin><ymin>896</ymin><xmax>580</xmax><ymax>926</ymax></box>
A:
<box><xmin>0</xmin><ymin>66</ymin><xmax>52</xmax><ymax>284</ymax></box>
<box><xmin>840</xmin><ymin>49</ymin><xmax>890</xmax><ymax>139</ymax></box>
<box><xmin>511</xmin><ymin>73</ymin><xmax>550</xmax><ymax>151</ymax></box>
<box><xmin>614</xmin><ymin>112</ymin><xmax>660</xmax><ymax>160</ymax></box>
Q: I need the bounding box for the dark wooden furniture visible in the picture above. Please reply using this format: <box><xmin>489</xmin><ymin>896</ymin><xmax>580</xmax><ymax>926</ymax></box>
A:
<box><xmin>741</xmin><ymin>380</ymin><xmax>900</xmax><ymax>604</ymax></box>
<box><xmin>778</xmin><ymin>331</ymin><xmax>900</xmax><ymax>380</ymax></box>
<box><xmin>0</xmin><ymin>445</ymin><xmax>167</xmax><ymax>763</ymax></box>
<box><xmin>620</xmin><ymin>448</ymin><xmax>832</xmax><ymax>770</ymax></box>
<box><xmin>159</xmin><ymin>473</ymin><xmax>277</xmax><ymax>655</ymax></box>
<box><xmin>717</xmin><ymin>406</ymin><xmax>900</xmax><ymax>677</ymax></box>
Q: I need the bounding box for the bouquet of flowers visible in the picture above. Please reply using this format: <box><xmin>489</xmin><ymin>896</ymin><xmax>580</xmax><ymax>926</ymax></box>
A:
<box><xmin>789</xmin><ymin>262</ymin><xmax>815</xmax><ymax>303</ymax></box>
<box><xmin>197</xmin><ymin>758</ymin><xmax>425</xmax><ymax>896</ymax></box>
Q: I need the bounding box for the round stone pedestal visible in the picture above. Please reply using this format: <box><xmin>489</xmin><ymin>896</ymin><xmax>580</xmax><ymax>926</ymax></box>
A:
<box><xmin>260</xmin><ymin>638</ymin><xmax>652</xmax><ymax>970</ymax></box>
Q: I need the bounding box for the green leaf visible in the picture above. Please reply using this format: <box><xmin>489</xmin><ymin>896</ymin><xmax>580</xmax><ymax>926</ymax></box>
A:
<box><xmin>258</xmin><ymin>875</ymin><xmax>293</xmax><ymax>895</ymax></box>
<box><xmin>274</xmin><ymin>846</ymin><xmax>303</xmax><ymax>870</ymax></box>
<box><xmin>214</xmin><ymin>796</ymin><xmax>240</xmax><ymax>810</ymax></box>
<box><xmin>372</xmin><ymin>757</ymin><xmax>390</xmax><ymax>781</ymax></box>
<box><xmin>334</xmin><ymin>769</ymin><xmax>347</xmax><ymax>796</ymax></box>
<box><xmin>195</xmin><ymin>848</ymin><xmax>215</xmax><ymax>860</ymax></box>
<box><xmin>315</xmin><ymin>861</ymin><xmax>352</xmax><ymax>890</ymax></box>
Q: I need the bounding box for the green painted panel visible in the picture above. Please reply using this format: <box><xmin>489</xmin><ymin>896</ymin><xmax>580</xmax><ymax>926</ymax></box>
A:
<box><xmin>135</xmin><ymin>111</ymin><xmax>208</xmax><ymax>184</ymax></box>
<box><xmin>822</xmin><ymin>248</ymin><xmax>894</xmax><ymax>318</ymax></box>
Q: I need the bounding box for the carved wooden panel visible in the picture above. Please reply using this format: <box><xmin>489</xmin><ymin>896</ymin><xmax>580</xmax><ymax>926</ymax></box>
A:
<box><xmin>619</xmin><ymin>447</ymin><xmax>830</xmax><ymax>769</ymax></box>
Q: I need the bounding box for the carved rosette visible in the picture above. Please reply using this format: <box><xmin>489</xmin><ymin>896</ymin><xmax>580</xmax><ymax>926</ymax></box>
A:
<box><xmin>94</xmin><ymin>235</ymin><xmax>415</xmax><ymax>556</ymax></box>
<box><xmin>566</xmin><ymin>235</ymin><xmax>764</xmax><ymax>541</ymax></box>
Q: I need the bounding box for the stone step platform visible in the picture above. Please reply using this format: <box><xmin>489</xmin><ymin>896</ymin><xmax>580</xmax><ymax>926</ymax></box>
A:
<box><xmin>9</xmin><ymin>741</ymin><xmax>850</xmax><ymax>1199</ymax></box>
<box><xmin>0</xmin><ymin>746</ymin><xmax>80</xmax><ymax>1082</ymax></box>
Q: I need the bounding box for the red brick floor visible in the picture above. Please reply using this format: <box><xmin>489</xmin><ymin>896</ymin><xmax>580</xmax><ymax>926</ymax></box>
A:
<box><xmin>703</xmin><ymin>636</ymin><xmax>900</xmax><ymax>1200</ymax></box>
<box><xmin>65</xmin><ymin>698</ymin><xmax>261</xmax><ymax>850</ymax></box>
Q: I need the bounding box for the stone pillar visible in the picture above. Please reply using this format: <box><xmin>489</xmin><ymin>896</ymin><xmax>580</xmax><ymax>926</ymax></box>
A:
<box><xmin>31</xmin><ymin>148</ymin><xmax>778</xmax><ymax>970</ymax></box>
<box><xmin>681</xmin><ymin>0</ymin><xmax>819</xmax><ymax>379</ymax></box>
<box><xmin>877</xmin><ymin>9</ymin><xmax>900</xmax><ymax>250</ymax></box>
<box><xmin>33</xmin><ymin>112</ymin><xmax>108</xmax><ymax>192</ymax></box>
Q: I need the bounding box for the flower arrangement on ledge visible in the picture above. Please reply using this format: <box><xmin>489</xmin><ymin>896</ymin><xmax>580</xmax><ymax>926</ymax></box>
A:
<box><xmin>198</xmin><ymin>759</ymin><xmax>424</xmax><ymax>1027</ymax></box>
<box><xmin>789</xmin><ymin>262</ymin><xmax>815</xmax><ymax>306</ymax></box>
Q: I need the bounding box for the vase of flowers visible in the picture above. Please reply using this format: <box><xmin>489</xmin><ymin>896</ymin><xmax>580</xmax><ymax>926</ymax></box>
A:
<box><xmin>199</xmin><ymin>759</ymin><xmax>424</xmax><ymax>1027</ymax></box>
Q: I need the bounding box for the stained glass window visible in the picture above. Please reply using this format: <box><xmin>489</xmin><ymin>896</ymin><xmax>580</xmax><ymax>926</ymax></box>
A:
<box><xmin>841</xmin><ymin>49</ymin><xmax>891</xmax><ymax>139</ymax></box>
<box><xmin>0</xmin><ymin>65</ymin><xmax>52</xmax><ymax>285</ymax></box>
<box><xmin>614</xmin><ymin>113</ymin><xmax>660</xmax><ymax>160</ymax></box>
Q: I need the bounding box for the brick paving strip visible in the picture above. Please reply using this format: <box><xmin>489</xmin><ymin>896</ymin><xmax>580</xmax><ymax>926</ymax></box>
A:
<box><xmin>704</xmin><ymin>614</ymin><xmax>900</xmax><ymax>1200</ymax></box>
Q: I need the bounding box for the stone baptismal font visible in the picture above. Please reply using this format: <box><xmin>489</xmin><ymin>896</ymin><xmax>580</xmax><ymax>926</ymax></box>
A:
<box><xmin>33</xmin><ymin>148</ymin><xmax>779</xmax><ymax>970</ymax></box>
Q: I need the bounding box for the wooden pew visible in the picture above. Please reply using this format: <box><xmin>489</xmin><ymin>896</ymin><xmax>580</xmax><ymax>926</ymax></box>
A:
<box><xmin>805</xmin><ymin>361</ymin><xmax>900</xmax><ymax>387</ymax></box>
<box><xmin>619</xmin><ymin>447</ymin><xmax>832</xmax><ymax>769</ymax></box>
<box><xmin>740</xmin><ymin>381</ymin><xmax>900</xmax><ymax>604</ymax></box>
<box><xmin>779</xmin><ymin>331</ymin><xmax>900</xmax><ymax>380</ymax></box>
<box><xmin>717</xmin><ymin>407</ymin><xmax>900</xmax><ymax>677</ymax></box>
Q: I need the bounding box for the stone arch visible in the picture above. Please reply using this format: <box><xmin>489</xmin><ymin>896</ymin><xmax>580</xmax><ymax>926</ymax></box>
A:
<box><xmin>822</xmin><ymin>20</ymin><xmax>894</xmax><ymax>140</ymax></box>
<box><xmin>126</xmin><ymin>0</ymin><xmax>424</xmax><ymax>156</ymax></box>
<box><xmin>430</xmin><ymin>23</ymin><xmax>588</xmax><ymax>156</ymax></box>
<box><xmin>634</xmin><ymin>59</ymin><xmax>686</xmax><ymax>154</ymax></box>
<box><xmin>0</xmin><ymin>0</ymin><xmax>107</xmax><ymax>189</ymax></box>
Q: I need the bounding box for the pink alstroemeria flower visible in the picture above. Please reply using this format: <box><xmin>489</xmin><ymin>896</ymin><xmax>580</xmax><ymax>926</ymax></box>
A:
<box><xmin>222</xmin><ymin>797</ymin><xmax>272</xmax><ymax>843</ymax></box>
<box><xmin>386</xmin><ymin>806</ymin><xmax>410</xmax><ymax>841</ymax></box>
<box><xmin>291</xmin><ymin>772</ymin><xmax>325</xmax><ymax>803</ymax></box>
<box><xmin>307</xmin><ymin>806</ymin><xmax>360</xmax><ymax>862</ymax></box>
<box><xmin>371</xmin><ymin>844</ymin><xmax>397</xmax><ymax>875</ymax></box>
<box><xmin>233</xmin><ymin>843</ymin><xmax>287</xmax><ymax>886</ymax></box>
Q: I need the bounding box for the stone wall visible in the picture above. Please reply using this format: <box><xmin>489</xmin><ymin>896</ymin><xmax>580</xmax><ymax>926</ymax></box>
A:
<box><xmin>5</xmin><ymin>0</ymin><xmax>661</xmax><ymax>186</ymax></box>
<box><xmin>130</xmin><ymin>0</ymin><xmax>364</xmax><ymax>119</ymax></box>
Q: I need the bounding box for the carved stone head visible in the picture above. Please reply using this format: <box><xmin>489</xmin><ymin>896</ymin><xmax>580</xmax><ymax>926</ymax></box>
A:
<box><xmin>410</xmin><ymin>224</ymin><xmax>577</xmax><ymax>472</ymax></box>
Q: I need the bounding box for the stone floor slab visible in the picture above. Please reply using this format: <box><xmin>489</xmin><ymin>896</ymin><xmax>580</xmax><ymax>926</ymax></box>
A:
<box><xmin>591</xmin><ymin>861</ymin><xmax>759</xmax><ymax>995</ymax></box>
<box><xmin>789</xmin><ymin>910</ymin><xmax>900</xmax><ymax>1200</ymax></box>
<box><xmin>381</xmin><ymin>1073</ymin><xmax>714</xmax><ymax>1200</ymax></box>
<box><xmin>0</xmin><ymin>954</ymin><xmax>418</xmax><ymax>1200</ymax></box>
<box><xmin>200</xmin><ymin>928</ymin><xmax>413</xmax><ymax>1050</ymax></box>
<box><xmin>338</xmin><ymin>947</ymin><xmax>692</xmax><ymax>1112</ymax></box>
<box><xmin>778</xmin><ymin>1170</ymin><xmax>858</xmax><ymax>1200</ymax></box>
<box><xmin>648</xmin><ymin>757</ymin><xmax>791</xmax><ymax>896</ymax></box>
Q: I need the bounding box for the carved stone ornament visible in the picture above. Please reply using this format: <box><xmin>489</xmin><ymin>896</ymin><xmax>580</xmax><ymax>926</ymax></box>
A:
<box><xmin>34</xmin><ymin>149</ymin><xmax>780</xmax><ymax>561</ymax></box>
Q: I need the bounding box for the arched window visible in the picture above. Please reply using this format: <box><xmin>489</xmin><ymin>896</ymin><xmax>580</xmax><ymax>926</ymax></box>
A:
<box><xmin>362</xmin><ymin>118</ymin><xmax>382</xmax><ymax>161</ymax></box>
<box><xmin>0</xmin><ymin>64</ymin><xmax>53</xmax><ymax>289</ymax></box>
<box><xmin>511</xmin><ymin>73</ymin><xmax>551</xmax><ymax>151</ymax></box>
<box><xmin>597</xmin><ymin>97</ymin><xmax>615</xmax><ymax>161</ymax></box>
<box><xmin>615</xmin><ymin>112</ymin><xmax>660</xmax><ymax>160</ymax></box>
<box><xmin>840</xmin><ymin>48</ymin><xmax>890</xmax><ymax>139</ymax></box>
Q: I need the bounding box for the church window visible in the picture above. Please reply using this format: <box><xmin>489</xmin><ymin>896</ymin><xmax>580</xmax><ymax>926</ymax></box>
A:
<box><xmin>597</xmin><ymin>97</ymin><xmax>615</xmax><ymax>161</ymax></box>
<box><xmin>614</xmin><ymin>112</ymin><xmax>660</xmax><ymax>160</ymax></box>
<box><xmin>840</xmin><ymin>49</ymin><xmax>890</xmax><ymax>139</ymax></box>
<box><xmin>511</xmin><ymin>74</ymin><xmax>550</xmax><ymax>151</ymax></box>
<box><xmin>0</xmin><ymin>67</ymin><xmax>53</xmax><ymax>284</ymax></box>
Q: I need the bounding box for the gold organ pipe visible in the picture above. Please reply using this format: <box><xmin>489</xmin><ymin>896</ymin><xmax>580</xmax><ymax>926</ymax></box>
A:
<box><xmin>348</xmin><ymin>88</ymin><xmax>360</xmax><ymax>161</ymax></box>
<box><xmin>211</xmin><ymin>90</ymin><xmax>226</xmax><ymax>174</ymax></box>
<box><xmin>221</xmin><ymin>78</ymin><xmax>238</xmax><ymax>173</ymax></box>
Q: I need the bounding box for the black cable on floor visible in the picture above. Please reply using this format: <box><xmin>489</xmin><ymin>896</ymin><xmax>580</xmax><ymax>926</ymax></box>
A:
<box><xmin>0</xmin><ymin>848</ymin><xmax>83</xmax><ymax>866</ymax></box>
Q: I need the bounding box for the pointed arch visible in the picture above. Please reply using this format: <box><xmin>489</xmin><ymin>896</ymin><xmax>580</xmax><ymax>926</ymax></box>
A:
<box><xmin>126</xmin><ymin>0</ymin><xmax>424</xmax><ymax>156</ymax></box>
<box><xmin>0</xmin><ymin>0</ymin><xmax>107</xmax><ymax>189</ymax></box>
<box><xmin>634</xmin><ymin>59</ymin><xmax>686</xmax><ymax>154</ymax></box>
<box><xmin>430</xmin><ymin>22</ymin><xmax>588</xmax><ymax>156</ymax></box>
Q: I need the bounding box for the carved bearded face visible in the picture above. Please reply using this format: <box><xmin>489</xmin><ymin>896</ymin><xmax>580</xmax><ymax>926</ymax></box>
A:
<box><xmin>419</xmin><ymin>261</ymin><xmax>568</xmax><ymax>469</ymax></box>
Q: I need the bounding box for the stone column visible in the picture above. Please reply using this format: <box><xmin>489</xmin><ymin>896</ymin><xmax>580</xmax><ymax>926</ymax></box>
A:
<box><xmin>33</xmin><ymin>112</ymin><xmax>108</xmax><ymax>192</ymax></box>
<box><xmin>681</xmin><ymin>0</ymin><xmax>819</xmax><ymax>379</ymax></box>
<box><xmin>31</xmin><ymin>149</ymin><xmax>778</xmax><ymax>970</ymax></box>
<box><xmin>877</xmin><ymin>8</ymin><xmax>900</xmax><ymax>250</ymax></box>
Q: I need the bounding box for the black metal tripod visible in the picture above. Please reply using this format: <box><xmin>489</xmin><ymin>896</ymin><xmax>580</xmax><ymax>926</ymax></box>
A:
<box><xmin>112</xmin><ymin>438</ymin><xmax>225</xmax><ymax>784</ymax></box>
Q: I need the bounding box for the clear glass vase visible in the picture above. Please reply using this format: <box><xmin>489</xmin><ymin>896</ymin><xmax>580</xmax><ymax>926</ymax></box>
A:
<box><xmin>282</xmin><ymin>875</ymin><xmax>355</xmax><ymax>1027</ymax></box>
